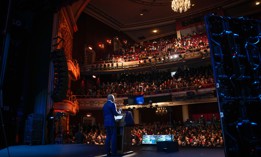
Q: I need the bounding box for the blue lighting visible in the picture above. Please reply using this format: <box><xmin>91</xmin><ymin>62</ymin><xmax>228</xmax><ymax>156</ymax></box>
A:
<box><xmin>251</xmin><ymin>122</ymin><xmax>257</xmax><ymax>126</ymax></box>
<box><xmin>135</xmin><ymin>95</ymin><xmax>144</xmax><ymax>105</ymax></box>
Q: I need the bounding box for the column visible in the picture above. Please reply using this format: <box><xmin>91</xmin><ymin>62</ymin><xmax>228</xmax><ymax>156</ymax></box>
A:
<box><xmin>133</xmin><ymin>109</ymin><xmax>140</xmax><ymax>125</ymax></box>
<box><xmin>182</xmin><ymin>105</ymin><xmax>189</xmax><ymax>122</ymax></box>
<box><xmin>176</xmin><ymin>30</ymin><xmax>181</xmax><ymax>39</ymax></box>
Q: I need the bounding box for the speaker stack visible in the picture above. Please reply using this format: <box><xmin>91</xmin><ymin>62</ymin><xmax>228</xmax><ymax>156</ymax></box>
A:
<box><xmin>205</xmin><ymin>14</ymin><xmax>261</xmax><ymax>157</ymax></box>
<box><xmin>51</xmin><ymin>49</ymin><xmax>68</xmax><ymax>102</ymax></box>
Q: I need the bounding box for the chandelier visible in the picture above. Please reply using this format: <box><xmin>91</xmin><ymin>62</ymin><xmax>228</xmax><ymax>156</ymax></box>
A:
<box><xmin>171</xmin><ymin>0</ymin><xmax>191</xmax><ymax>13</ymax></box>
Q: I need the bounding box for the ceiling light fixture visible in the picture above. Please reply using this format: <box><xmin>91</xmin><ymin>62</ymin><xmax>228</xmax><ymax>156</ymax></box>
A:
<box><xmin>171</xmin><ymin>0</ymin><xmax>191</xmax><ymax>13</ymax></box>
<box><xmin>152</xmin><ymin>29</ymin><xmax>158</xmax><ymax>33</ymax></box>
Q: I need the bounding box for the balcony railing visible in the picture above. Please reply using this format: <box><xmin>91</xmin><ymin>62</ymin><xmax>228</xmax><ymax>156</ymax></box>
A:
<box><xmin>81</xmin><ymin>49</ymin><xmax>210</xmax><ymax>74</ymax></box>
<box><xmin>76</xmin><ymin>86</ymin><xmax>216</xmax><ymax>110</ymax></box>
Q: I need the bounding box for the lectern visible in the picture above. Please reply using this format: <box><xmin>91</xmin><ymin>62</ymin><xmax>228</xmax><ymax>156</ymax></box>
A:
<box><xmin>115</xmin><ymin>111</ymin><xmax>134</xmax><ymax>155</ymax></box>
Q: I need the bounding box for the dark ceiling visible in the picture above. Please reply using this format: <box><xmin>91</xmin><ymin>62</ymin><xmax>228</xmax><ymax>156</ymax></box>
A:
<box><xmin>83</xmin><ymin>0</ymin><xmax>260</xmax><ymax>42</ymax></box>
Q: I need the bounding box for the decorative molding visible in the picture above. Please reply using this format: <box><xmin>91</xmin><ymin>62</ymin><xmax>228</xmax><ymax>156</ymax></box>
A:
<box><xmin>73</xmin><ymin>0</ymin><xmax>92</xmax><ymax>22</ymax></box>
<box><xmin>65</xmin><ymin>6</ymin><xmax>78</xmax><ymax>32</ymax></box>
<box><xmin>58</xmin><ymin>8</ymin><xmax>74</xmax><ymax>59</ymax></box>
<box><xmin>77</xmin><ymin>88</ymin><xmax>216</xmax><ymax>110</ymax></box>
<box><xmin>84</xmin><ymin>4</ymin><xmax>177</xmax><ymax>31</ymax></box>
<box><xmin>67</xmin><ymin>59</ymin><xmax>80</xmax><ymax>81</ymax></box>
<box><xmin>54</xmin><ymin>99</ymin><xmax>79</xmax><ymax>115</ymax></box>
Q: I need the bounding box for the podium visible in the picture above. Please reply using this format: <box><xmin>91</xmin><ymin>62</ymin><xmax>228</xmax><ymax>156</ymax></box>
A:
<box><xmin>115</xmin><ymin>112</ymin><xmax>134</xmax><ymax>155</ymax></box>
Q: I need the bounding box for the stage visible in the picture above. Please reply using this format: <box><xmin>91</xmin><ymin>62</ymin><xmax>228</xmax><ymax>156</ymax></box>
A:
<box><xmin>0</xmin><ymin>144</ymin><xmax>225</xmax><ymax>157</ymax></box>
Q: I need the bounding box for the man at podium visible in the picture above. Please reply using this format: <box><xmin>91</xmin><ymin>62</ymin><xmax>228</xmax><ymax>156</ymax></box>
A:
<box><xmin>102</xmin><ymin>94</ymin><xmax>122</xmax><ymax>156</ymax></box>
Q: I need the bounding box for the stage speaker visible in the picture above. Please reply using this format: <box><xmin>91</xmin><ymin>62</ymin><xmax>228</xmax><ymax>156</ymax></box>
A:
<box><xmin>51</xmin><ymin>49</ymin><xmax>68</xmax><ymax>102</ymax></box>
<box><xmin>157</xmin><ymin>141</ymin><xmax>179</xmax><ymax>152</ymax></box>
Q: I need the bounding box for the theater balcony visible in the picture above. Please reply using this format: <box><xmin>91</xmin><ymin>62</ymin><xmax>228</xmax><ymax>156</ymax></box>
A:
<box><xmin>76</xmin><ymin>87</ymin><xmax>217</xmax><ymax>110</ymax></box>
<box><xmin>54</xmin><ymin>95</ymin><xmax>79</xmax><ymax>115</ymax></box>
<box><xmin>81</xmin><ymin>48</ymin><xmax>210</xmax><ymax>75</ymax></box>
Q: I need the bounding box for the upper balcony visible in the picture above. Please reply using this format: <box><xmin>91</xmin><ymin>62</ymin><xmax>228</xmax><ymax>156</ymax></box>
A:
<box><xmin>81</xmin><ymin>49</ymin><xmax>210</xmax><ymax>75</ymax></box>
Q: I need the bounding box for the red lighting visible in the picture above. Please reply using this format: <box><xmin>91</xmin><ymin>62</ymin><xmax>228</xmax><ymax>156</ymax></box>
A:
<box><xmin>106</xmin><ymin>39</ymin><xmax>112</xmax><ymax>44</ymax></box>
<box><xmin>98</xmin><ymin>42</ymin><xmax>104</xmax><ymax>48</ymax></box>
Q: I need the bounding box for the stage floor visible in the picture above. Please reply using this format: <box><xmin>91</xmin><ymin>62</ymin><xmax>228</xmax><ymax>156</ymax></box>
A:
<box><xmin>0</xmin><ymin>144</ymin><xmax>225</xmax><ymax>157</ymax></box>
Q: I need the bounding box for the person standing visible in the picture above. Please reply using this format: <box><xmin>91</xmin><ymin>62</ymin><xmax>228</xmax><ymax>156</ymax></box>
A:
<box><xmin>102</xmin><ymin>94</ymin><xmax>121</xmax><ymax>156</ymax></box>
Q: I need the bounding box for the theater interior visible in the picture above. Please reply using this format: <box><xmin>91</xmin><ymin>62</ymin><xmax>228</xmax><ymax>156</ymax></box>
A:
<box><xmin>0</xmin><ymin>0</ymin><xmax>261</xmax><ymax>157</ymax></box>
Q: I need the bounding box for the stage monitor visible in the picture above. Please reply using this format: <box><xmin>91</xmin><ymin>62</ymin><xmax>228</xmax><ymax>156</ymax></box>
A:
<box><xmin>141</xmin><ymin>135</ymin><xmax>174</xmax><ymax>145</ymax></box>
<box><xmin>142</xmin><ymin>135</ymin><xmax>157</xmax><ymax>145</ymax></box>
<box><xmin>157</xmin><ymin>135</ymin><xmax>174</xmax><ymax>142</ymax></box>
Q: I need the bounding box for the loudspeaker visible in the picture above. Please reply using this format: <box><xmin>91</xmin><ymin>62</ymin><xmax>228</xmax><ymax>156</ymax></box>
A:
<box><xmin>51</xmin><ymin>49</ymin><xmax>68</xmax><ymax>102</ymax></box>
<box><xmin>157</xmin><ymin>141</ymin><xmax>179</xmax><ymax>152</ymax></box>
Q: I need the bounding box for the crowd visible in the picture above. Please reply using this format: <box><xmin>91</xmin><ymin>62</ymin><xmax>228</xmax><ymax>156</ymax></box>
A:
<box><xmin>63</xmin><ymin>116</ymin><xmax>223</xmax><ymax>148</ymax></box>
<box><xmin>64</xmin><ymin>31</ymin><xmax>222</xmax><ymax>148</ymax></box>
<box><xmin>78</xmin><ymin>31</ymin><xmax>213</xmax><ymax>98</ymax></box>
<box><xmin>101</xmin><ymin>33</ymin><xmax>209</xmax><ymax>62</ymax></box>
<box><xmin>131</xmin><ymin>120</ymin><xmax>223</xmax><ymax>147</ymax></box>
<box><xmin>85</xmin><ymin>33</ymin><xmax>210</xmax><ymax>71</ymax></box>
<box><xmin>77</xmin><ymin>65</ymin><xmax>214</xmax><ymax>98</ymax></box>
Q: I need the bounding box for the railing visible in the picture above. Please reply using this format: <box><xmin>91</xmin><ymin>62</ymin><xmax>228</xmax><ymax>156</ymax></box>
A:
<box><xmin>76</xmin><ymin>87</ymin><xmax>216</xmax><ymax>110</ymax></box>
<box><xmin>81</xmin><ymin>49</ymin><xmax>210</xmax><ymax>73</ymax></box>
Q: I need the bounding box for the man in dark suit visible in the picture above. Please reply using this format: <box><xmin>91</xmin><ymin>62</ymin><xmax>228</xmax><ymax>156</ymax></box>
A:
<box><xmin>103</xmin><ymin>94</ymin><xmax>122</xmax><ymax>156</ymax></box>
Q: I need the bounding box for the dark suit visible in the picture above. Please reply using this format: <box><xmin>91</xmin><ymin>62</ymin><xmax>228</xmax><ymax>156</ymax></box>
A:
<box><xmin>103</xmin><ymin>100</ymin><xmax>121</xmax><ymax>155</ymax></box>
